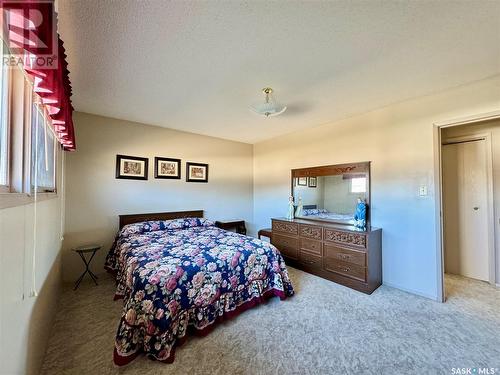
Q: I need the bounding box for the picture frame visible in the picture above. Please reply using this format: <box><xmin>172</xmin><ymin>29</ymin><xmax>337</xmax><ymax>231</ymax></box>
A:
<box><xmin>186</xmin><ymin>162</ymin><xmax>209</xmax><ymax>183</ymax></box>
<box><xmin>154</xmin><ymin>157</ymin><xmax>181</xmax><ymax>179</ymax></box>
<box><xmin>116</xmin><ymin>155</ymin><xmax>148</xmax><ymax>180</ymax></box>
<box><xmin>308</xmin><ymin>176</ymin><xmax>317</xmax><ymax>188</ymax></box>
<box><xmin>297</xmin><ymin>177</ymin><xmax>307</xmax><ymax>186</ymax></box>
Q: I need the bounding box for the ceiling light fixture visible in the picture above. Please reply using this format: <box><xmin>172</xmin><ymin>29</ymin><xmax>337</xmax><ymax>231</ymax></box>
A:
<box><xmin>249</xmin><ymin>87</ymin><xmax>287</xmax><ymax>117</ymax></box>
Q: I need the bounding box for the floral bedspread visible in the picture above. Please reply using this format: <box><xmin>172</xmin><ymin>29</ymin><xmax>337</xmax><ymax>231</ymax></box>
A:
<box><xmin>105</xmin><ymin>218</ymin><xmax>294</xmax><ymax>365</ymax></box>
<box><xmin>302</xmin><ymin>208</ymin><xmax>354</xmax><ymax>222</ymax></box>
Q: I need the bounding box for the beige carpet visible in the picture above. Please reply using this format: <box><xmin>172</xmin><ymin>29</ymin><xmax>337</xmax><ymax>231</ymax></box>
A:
<box><xmin>40</xmin><ymin>268</ymin><xmax>500</xmax><ymax>375</ymax></box>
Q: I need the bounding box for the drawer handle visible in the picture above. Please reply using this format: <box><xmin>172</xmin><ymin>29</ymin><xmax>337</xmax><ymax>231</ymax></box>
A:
<box><xmin>303</xmin><ymin>259</ymin><xmax>316</xmax><ymax>264</ymax></box>
<box><xmin>339</xmin><ymin>267</ymin><xmax>350</xmax><ymax>272</ymax></box>
<box><xmin>339</xmin><ymin>254</ymin><xmax>350</xmax><ymax>260</ymax></box>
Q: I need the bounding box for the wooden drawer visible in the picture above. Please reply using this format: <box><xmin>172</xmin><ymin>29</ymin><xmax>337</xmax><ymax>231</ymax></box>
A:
<box><xmin>324</xmin><ymin>243</ymin><xmax>366</xmax><ymax>267</ymax></box>
<box><xmin>324</xmin><ymin>229</ymin><xmax>366</xmax><ymax>249</ymax></box>
<box><xmin>300</xmin><ymin>238</ymin><xmax>322</xmax><ymax>255</ymax></box>
<box><xmin>324</xmin><ymin>259</ymin><xmax>366</xmax><ymax>282</ymax></box>
<box><xmin>299</xmin><ymin>224</ymin><xmax>322</xmax><ymax>240</ymax></box>
<box><xmin>299</xmin><ymin>251</ymin><xmax>322</xmax><ymax>269</ymax></box>
<box><xmin>272</xmin><ymin>234</ymin><xmax>299</xmax><ymax>260</ymax></box>
<box><xmin>272</xmin><ymin>221</ymin><xmax>299</xmax><ymax>236</ymax></box>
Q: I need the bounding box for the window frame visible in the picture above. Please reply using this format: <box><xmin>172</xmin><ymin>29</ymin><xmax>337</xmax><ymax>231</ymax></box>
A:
<box><xmin>0</xmin><ymin>41</ymin><xmax>12</xmax><ymax>193</ymax></box>
<box><xmin>30</xmin><ymin>94</ymin><xmax>57</xmax><ymax>194</ymax></box>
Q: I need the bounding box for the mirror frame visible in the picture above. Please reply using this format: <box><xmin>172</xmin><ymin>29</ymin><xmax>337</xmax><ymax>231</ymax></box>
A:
<box><xmin>291</xmin><ymin>161</ymin><xmax>371</xmax><ymax>226</ymax></box>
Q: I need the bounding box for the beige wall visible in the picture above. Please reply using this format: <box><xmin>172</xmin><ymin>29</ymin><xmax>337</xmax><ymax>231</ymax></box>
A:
<box><xmin>253</xmin><ymin>75</ymin><xmax>500</xmax><ymax>300</ymax></box>
<box><xmin>0</xmin><ymin>151</ymin><xmax>64</xmax><ymax>375</ymax></box>
<box><xmin>442</xmin><ymin>119</ymin><xmax>500</xmax><ymax>283</ymax></box>
<box><xmin>62</xmin><ymin>112</ymin><xmax>254</xmax><ymax>281</ymax></box>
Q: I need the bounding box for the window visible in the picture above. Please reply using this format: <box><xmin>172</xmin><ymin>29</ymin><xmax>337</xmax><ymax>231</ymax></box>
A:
<box><xmin>31</xmin><ymin>102</ymin><xmax>56</xmax><ymax>193</ymax></box>
<box><xmin>0</xmin><ymin>40</ymin><xmax>10</xmax><ymax>189</ymax></box>
<box><xmin>350</xmin><ymin>177</ymin><xmax>367</xmax><ymax>193</ymax></box>
<box><xmin>0</xmin><ymin>37</ymin><xmax>59</xmax><ymax>207</ymax></box>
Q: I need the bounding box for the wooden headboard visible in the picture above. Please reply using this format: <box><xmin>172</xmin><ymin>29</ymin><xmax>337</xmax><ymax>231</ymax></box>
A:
<box><xmin>303</xmin><ymin>205</ymin><xmax>317</xmax><ymax>209</ymax></box>
<box><xmin>119</xmin><ymin>210</ymin><xmax>204</xmax><ymax>229</ymax></box>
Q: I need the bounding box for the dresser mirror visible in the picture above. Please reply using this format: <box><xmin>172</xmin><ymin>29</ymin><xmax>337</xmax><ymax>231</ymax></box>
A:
<box><xmin>291</xmin><ymin>162</ymin><xmax>371</xmax><ymax>225</ymax></box>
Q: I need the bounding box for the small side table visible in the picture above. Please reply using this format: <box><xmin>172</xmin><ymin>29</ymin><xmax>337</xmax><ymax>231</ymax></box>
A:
<box><xmin>73</xmin><ymin>244</ymin><xmax>101</xmax><ymax>290</ymax></box>
<box><xmin>215</xmin><ymin>220</ymin><xmax>246</xmax><ymax>235</ymax></box>
<box><xmin>258</xmin><ymin>228</ymin><xmax>272</xmax><ymax>240</ymax></box>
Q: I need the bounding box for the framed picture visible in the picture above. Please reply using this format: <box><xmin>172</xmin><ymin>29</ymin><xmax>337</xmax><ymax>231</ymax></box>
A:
<box><xmin>308</xmin><ymin>176</ymin><xmax>317</xmax><ymax>188</ymax></box>
<box><xmin>116</xmin><ymin>155</ymin><xmax>148</xmax><ymax>180</ymax></box>
<box><xmin>297</xmin><ymin>177</ymin><xmax>307</xmax><ymax>186</ymax></box>
<box><xmin>186</xmin><ymin>162</ymin><xmax>209</xmax><ymax>183</ymax></box>
<box><xmin>154</xmin><ymin>157</ymin><xmax>181</xmax><ymax>179</ymax></box>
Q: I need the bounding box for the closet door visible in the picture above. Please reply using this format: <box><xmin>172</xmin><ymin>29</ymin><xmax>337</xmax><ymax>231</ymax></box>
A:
<box><xmin>442</xmin><ymin>139</ymin><xmax>489</xmax><ymax>281</ymax></box>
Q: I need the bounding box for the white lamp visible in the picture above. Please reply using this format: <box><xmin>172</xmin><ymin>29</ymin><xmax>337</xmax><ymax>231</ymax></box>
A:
<box><xmin>249</xmin><ymin>87</ymin><xmax>287</xmax><ymax>117</ymax></box>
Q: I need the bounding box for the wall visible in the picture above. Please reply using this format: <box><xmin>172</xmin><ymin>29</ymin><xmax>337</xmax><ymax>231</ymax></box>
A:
<box><xmin>0</xmin><ymin>151</ymin><xmax>64</xmax><ymax>375</ymax></box>
<box><xmin>253</xmin><ymin>75</ymin><xmax>500</xmax><ymax>300</ymax></box>
<box><xmin>63</xmin><ymin>112</ymin><xmax>254</xmax><ymax>281</ymax></box>
<box><xmin>442</xmin><ymin>119</ymin><xmax>500</xmax><ymax>284</ymax></box>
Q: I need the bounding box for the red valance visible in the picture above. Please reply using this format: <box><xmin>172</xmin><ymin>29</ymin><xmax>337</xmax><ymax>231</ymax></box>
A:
<box><xmin>1</xmin><ymin>0</ymin><xmax>75</xmax><ymax>150</ymax></box>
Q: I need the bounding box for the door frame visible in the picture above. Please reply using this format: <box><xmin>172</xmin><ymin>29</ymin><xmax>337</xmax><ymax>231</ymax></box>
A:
<box><xmin>434</xmin><ymin>110</ymin><xmax>500</xmax><ymax>302</ymax></box>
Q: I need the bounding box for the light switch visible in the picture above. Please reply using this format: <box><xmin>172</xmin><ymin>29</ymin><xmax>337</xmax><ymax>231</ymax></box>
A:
<box><xmin>419</xmin><ymin>185</ymin><xmax>428</xmax><ymax>196</ymax></box>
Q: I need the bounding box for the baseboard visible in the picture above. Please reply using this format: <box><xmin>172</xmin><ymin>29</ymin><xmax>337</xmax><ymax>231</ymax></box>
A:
<box><xmin>382</xmin><ymin>281</ymin><xmax>440</xmax><ymax>301</ymax></box>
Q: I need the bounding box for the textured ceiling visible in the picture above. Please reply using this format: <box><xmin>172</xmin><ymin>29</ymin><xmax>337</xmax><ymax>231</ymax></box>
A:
<box><xmin>57</xmin><ymin>0</ymin><xmax>500</xmax><ymax>144</ymax></box>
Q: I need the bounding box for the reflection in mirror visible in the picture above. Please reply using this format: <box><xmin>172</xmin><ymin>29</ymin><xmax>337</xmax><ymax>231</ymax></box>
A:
<box><xmin>293</xmin><ymin>173</ymin><xmax>368</xmax><ymax>223</ymax></box>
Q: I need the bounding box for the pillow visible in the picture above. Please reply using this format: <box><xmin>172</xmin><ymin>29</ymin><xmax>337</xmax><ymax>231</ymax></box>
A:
<box><xmin>302</xmin><ymin>208</ymin><xmax>329</xmax><ymax>216</ymax></box>
<box><xmin>119</xmin><ymin>222</ymin><xmax>146</xmax><ymax>237</ymax></box>
<box><xmin>165</xmin><ymin>217</ymin><xmax>214</xmax><ymax>230</ymax></box>
<box><xmin>119</xmin><ymin>217</ymin><xmax>214</xmax><ymax>238</ymax></box>
<box><xmin>302</xmin><ymin>208</ymin><xmax>320</xmax><ymax>216</ymax></box>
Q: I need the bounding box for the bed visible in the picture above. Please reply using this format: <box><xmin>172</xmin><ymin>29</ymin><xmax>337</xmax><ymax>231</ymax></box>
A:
<box><xmin>105</xmin><ymin>210</ymin><xmax>294</xmax><ymax>365</ymax></box>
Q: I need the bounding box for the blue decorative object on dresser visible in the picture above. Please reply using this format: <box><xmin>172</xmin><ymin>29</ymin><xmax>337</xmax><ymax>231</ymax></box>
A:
<box><xmin>354</xmin><ymin>198</ymin><xmax>367</xmax><ymax>229</ymax></box>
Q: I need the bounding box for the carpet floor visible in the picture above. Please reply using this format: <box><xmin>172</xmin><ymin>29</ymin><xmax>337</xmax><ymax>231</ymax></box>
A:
<box><xmin>40</xmin><ymin>268</ymin><xmax>500</xmax><ymax>375</ymax></box>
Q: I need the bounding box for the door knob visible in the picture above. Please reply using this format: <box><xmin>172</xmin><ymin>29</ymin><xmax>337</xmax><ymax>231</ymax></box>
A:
<box><xmin>473</xmin><ymin>207</ymin><xmax>479</xmax><ymax>211</ymax></box>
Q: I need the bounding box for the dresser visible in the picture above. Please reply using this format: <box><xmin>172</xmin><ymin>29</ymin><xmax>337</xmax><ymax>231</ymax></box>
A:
<box><xmin>271</xmin><ymin>218</ymin><xmax>382</xmax><ymax>294</ymax></box>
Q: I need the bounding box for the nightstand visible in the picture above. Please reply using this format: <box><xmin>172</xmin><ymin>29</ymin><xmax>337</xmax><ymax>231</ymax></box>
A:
<box><xmin>258</xmin><ymin>228</ymin><xmax>272</xmax><ymax>240</ymax></box>
<box><xmin>215</xmin><ymin>220</ymin><xmax>246</xmax><ymax>235</ymax></box>
<box><xmin>72</xmin><ymin>244</ymin><xmax>101</xmax><ymax>290</ymax></box>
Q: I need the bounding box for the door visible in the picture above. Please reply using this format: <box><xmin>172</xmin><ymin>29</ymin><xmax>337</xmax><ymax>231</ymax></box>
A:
<box><xmin>442</xmin><ymin>139</ymin><xmax>489</xmax><ymax>281</ymax></box>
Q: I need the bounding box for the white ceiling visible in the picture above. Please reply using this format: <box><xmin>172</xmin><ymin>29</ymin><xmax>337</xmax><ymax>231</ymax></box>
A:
<box><xmin>58</xmin><ymin>0</ymin><xmax>500</xmax><ymax>144</ymax></box>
